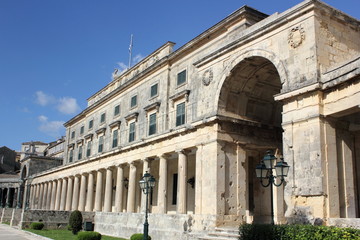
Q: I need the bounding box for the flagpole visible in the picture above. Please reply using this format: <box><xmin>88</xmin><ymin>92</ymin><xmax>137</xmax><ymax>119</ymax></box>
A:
<box><xmin>128</xmin><ymin>34</ymin><xmax>133</xmax><ymax>69</ymax></box>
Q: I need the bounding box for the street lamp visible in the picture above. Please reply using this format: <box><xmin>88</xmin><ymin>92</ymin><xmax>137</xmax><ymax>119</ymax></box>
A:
<box><xmin>255</xmin><ymin>150</ymin><xmax>290</xmax><ymax>225</ymax></box>
<box><xmin>139</xmin><ymin>171</ymin><xmax>155</xmax><ymax>240</ymax></box>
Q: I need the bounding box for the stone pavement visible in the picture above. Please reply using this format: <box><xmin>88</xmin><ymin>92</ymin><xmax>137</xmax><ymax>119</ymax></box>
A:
<box><xmin>0</xmin><ymin>224</ymin><xmax>51</xmax><ymax>240</ymax></box>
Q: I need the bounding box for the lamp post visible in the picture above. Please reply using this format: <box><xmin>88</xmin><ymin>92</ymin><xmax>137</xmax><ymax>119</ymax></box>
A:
<box><xmin>255</xmin><ymin>150</ymin><xmax>290</xmax><ymax>225</ymax></box>
<box><xmin>139</xmin><ymin>171</ymin><xmax>155</xmax><ymax>240</ymax></box>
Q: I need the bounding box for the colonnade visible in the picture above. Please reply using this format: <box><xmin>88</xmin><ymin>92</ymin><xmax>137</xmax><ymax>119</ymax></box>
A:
<box><xmin>29</xmin><ymin>150</ymin><xmax>191</xmax><ymax>214</ymax></box>
<box><xmin>0</xmin><ymin>187</ymin><xmax>17</xmax><ymax>208</ymax></box>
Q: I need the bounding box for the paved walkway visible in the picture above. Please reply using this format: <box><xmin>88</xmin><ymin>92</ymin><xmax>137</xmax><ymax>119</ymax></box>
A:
<box><xmin>0</xmin><ymin>224</ymin><xmax>51</xmax><ymax>240</ymax></box>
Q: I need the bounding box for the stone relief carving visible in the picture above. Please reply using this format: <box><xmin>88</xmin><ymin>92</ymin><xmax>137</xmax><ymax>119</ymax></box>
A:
<box><xmin>288</xmin><ymin>26</ymin><xmax>305</xmax><ymax>48</ymax></box>
<box><xmin>202</xmin><ymin>68</ymin><xmax>213</xmax><ymax>86</ymax></box>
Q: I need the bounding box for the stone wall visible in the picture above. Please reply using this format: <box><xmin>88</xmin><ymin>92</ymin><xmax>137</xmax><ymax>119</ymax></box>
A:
<box><xmin>95</xmin><ymin>212</ymin><xmax>218</xmax><ymax>240</ymax></box>
<box><xmin>0</xmin><ymin>208</ymin><xmax>13</xmax><ymax>223</ymax></box>
<box><xmin>20</xmin><ymin>210</ymin><xmax>94</xmax><ymax>229</ymax></box>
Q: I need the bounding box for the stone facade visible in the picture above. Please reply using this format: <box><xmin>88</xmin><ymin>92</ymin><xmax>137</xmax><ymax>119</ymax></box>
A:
<box><xmin>17</xmin><ymin>1</ymin><xmax>360</xmax><ymax>239</ymax></box>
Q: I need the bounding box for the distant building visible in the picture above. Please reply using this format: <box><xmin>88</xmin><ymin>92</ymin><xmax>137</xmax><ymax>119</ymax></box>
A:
<box><xmin>0</xmin><ymin>140</ymin><xmax>64</xmax><ymax>209</ymax></box>
<box><xmin>0</xmin><ymin>146</ymin><xmax>19</xmax><ymax>174</ymax></box>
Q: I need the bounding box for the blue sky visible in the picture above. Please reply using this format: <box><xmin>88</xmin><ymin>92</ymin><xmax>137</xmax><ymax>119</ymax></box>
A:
<box><xmin>0</xmin><ymin>0</ymin><xmax>359</xmax><ymax>151</ymax></box>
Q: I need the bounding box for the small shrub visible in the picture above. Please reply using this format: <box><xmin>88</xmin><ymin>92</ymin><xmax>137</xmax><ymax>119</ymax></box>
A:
<box><xmin>130</xmin><ymin>233</ymin><xmax>152</xmax><ymax>240</ymax></box>
<box><xmin>69</xmin><ymin>210</ymin><xmax>83</xmax><ymax>235</ymax></box>
<box><xmin>30</xmin><ymin>222</ymin><xmax>44</xmax><ymax>230</ymax></box>
<box><xmin>77</xmin><ymin>231</ymin><xmax>102</xmax><ymax>240</ymax></box>
<box><xmin>239</xmin><ymin>224</ymin><xmax>360</xmax><ymax>240</ymax></box>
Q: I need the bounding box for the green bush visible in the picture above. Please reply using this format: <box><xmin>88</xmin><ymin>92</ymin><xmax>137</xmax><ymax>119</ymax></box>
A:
<box><xmin>239</xmin><ymin>224</ymin><xmax>360</xmax><ymax>240</ymax></box>
<box><xmin>77</xmin><ymin>231</ymin><xmax>102</xmax><ymax>240</ymax></box>
<box><xmin>30</xmin><ymin>222</ymin><xmax>44</xmax><ymax>230</ymax></box>
<box><xmin>130</xmin><ymin>233</ymin><xmax>151</xmax><ymax>240</ymax></box>
<box><xmin>69</xmin><ymin>210</ymin><xmax>83</xmax><ymax>235</ymax></box>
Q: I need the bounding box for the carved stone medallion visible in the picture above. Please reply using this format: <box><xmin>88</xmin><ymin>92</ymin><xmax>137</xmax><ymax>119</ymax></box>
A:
<box><xmin>288</xmin><ymin>26</ymin><xmax>305</xmax><ymax>48</ymax></box>
<box><xmin>202</xmin><ymin>69</ymin><xmax>213</xmax><ymax>86</ymax></box>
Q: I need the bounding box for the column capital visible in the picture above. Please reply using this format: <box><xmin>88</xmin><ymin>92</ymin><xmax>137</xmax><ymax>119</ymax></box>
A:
<box><xmin>160</xmin><ymin>153</ymin><xmax>170</xmax><ymax>159</ymax></box>
<box><xmin>106</xmin><ymin>166</ymin><xmax>114</xmax><ymax>171</ymax></box>
<box><xmin>176</xmin><ymin>149</ymin><xmax>190</xmax><ymax>155</ymax></box>
<box><xmin>117</xmin><ymin>163</ymin><xmax>126</xmax><ymax>168</ymax></box>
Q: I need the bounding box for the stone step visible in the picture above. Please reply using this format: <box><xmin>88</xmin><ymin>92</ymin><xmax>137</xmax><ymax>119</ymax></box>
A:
<box><xmin>198</xmin><ymin>226</ymin><xmax>240</xmax><ymax>240</ymax></box>
<box><xmin>198</xmin><ymin>236</ymin><xmax>238</xmax><ymax>240</ymax></box>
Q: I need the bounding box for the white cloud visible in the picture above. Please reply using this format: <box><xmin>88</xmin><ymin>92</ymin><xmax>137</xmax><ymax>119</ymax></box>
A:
<box><xmin>38</xmin><ymin>115</ymin><xmax>65</xmax><ymax>138</ymax></box>
<box><xmin>38</xmin><ymin>115</ymin><xmax>48</xmax><ymax>122</ymax></box>
<box><xmin>57</xmin><ymin>97</ymin><xmax>80</xmax><ymax>115</ymax></box>
<box><xmin>113</xmin><ymin>53</ymin><xmax>145</xmax><ymax>79</ymax></box>
<box><xmin>35</xmin><ymin>91</ymin><xmax>56</xmax><ymax>106</ymax></box>
<box><xmin>34</xmin><ymin>91</ymin><xmax>81</xmax><ymax>115</ymax></box>
<box><xmin>133</xmin><ymin>54</ymin><xmax>144</xmax><ymax>64</ymax></box>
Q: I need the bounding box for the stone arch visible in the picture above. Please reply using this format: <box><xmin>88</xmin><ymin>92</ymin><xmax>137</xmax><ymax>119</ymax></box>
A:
<box><xmin>215</xmin><ymin>48</ymin><xmax>288</xmax><ymax>111</ymax></box>
<box><xmin>20</xmin><ymin>164</ymin><xmax>28</xmax><ymax>180</ymax></box>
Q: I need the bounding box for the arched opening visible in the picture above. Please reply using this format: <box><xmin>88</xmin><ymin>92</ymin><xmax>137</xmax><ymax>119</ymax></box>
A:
<box><xmin>21</xmin><ymin>165</ymin><xmax>27</xmax><ymax>180</ymax></box>
<box><xmin>218</xmin><ymin>56</ymin><xmax>283</xmax><ymax>223</ymax></box>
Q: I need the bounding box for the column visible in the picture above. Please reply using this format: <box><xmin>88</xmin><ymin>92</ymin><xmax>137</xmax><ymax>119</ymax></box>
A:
<box><xmin>65</xmin><ymin>177</ymin><xmax>73</xmax><ymax>211</ymax></box>
<box><xmin>236</xmin><ymin>146</ymin><xmax>249</xmax><ymax>220</ymax></box>
<box><xmin>177</xmin><ymin>150</ymin><xmax>187</xmax><ymax>214</ymax></box>
<box><xmin>60</xmin><ymin>178</ymin><xmax>68</xmax><ymax>211</ymax></box>
<box><xmin>158</xmin><ymin>154</ymin><xmax>168</xmax><ymax>214</ymax></box>
<box><xmin>55</xmin><ymin>179</ymin><xmax>62</xmax><ymax>210</ymax></box>
<box><xmin>86</xmin><ymin>171</ymin><xmax>95</xmax><ymax>212</ymax></box>
<box><xmin>72</xmin><ymin>175</ymin><xmax>80</xmax><ymax>210</ymax></box>
<box><xmin>29</xmin><ymin>185</ymin><xmax>34</xmax><ymax>209</ymax></box>
<box><xmin>115</xmin><ymin>165</ymin><xmax>124</xmax><ymax>212</ymax></box>
<box><xmin>42</xmin><ymin>182</ymin><xmax>48</xmax><ymax>209</ymax></box>
<box><xmin>50</xmin><ymin>181</ymin><xmax>57</xmax><ymax>210</ymax></box>
<box><xmin>78</xmin><ymin>174</ymin><xmax>87</xmax><ymax>211</ymax></box>
<box><xmin>35</xmin><ymin>184</ymin><xmax>40</xmax><ymax>209</ymax></box>
<box><xmin>94</xmin><ymin>170</ymin><xmax>104</xmax><ymax>211</ymax></box>
<box><xmin>104</xmin><ymin>167</ymin><xmax>113</xmax><ymax>212</ymax></box>
<box><xmin>127</xmin><ymin>162</ymin><xmax>137</xmax><ymax>213</ymax></box>
<box><xmin>141</xmin><ymin>158</ymin><xmax>150</xmax><ymax>212</ymax></box>
<box><xmin>46</xmin><ymin>181</ymin><xmax>52</xmax><ymax>210</ymax></box>
<box><xmin>38</xmin><ymin>183</ymin><xmax>44</xmax><ymax>209</ymax></box>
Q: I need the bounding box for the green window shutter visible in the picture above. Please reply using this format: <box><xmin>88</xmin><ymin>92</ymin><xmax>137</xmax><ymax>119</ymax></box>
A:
<box><xmin>112</xmin><ymin>130</ymin><xmax>118</xmax><ymax>148</ymax></box>
<box><xmin>129</xmin><ymin>122</ymin><xmax>135</xmax><ymax>142</ymax></box>
<box><xmin>177</xmin><ymin>70</ymin><xmax>186</xmax><ymax>86</ymax></box>
<box><xmin>176</xmin><ymin>102</ymin><xmax>185</xmax><ymax>126</ymax></box>
<box><xmin>149</xmin><ymin>113</ymin><xmax>157</xmax><ymax>135</ymax></box>
<box><xmin>150</xmin><ymin>84</ymin><xmax>158</xmax><ymax>97</ymax></box>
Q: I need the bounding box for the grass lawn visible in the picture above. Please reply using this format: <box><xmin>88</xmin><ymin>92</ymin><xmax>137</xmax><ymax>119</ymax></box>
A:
<box><xmin>25</xmin><ymin>229</ymin><xmax>127</xmax><ymax>240</ymax></box>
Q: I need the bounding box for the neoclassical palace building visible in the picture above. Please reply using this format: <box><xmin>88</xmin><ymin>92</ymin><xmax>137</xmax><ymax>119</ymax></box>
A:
<box><xmin>11</xmin><ymin>0</ymin><xmax>360</xmax><ymax>239</ymax></box>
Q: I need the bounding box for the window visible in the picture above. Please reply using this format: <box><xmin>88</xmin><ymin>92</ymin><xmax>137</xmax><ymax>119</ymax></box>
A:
<box><xmin>177</xmin><ymin>70</ymin><xmax>186</xmax><ymax>86</ymax></box>
<box><xmin>89</xmin><ymin>120</ymin><xmax>93</xmax><ymax>130</ymax></box>
<box><xmin>130</xmin><ymin>95</ymin><xmax>137</xmax><ymax>108</ymax></box>
<box><xmin>78</xmin><ymin>146</ymin><xmax>82</xmax><ymax>160</ymax></box>
<box><xmin>100</xmin><ymin>113</ymin><xmax>106</xmax><ymax>124</ymax></box>
<box><xmin>148</xmin><ymin>113</ymin><xmax>157</xmax><ymax>135</ymax></box>
<box><xmin>112</xmin><ymin>129</ymin><xmax>118</xmax><ymax>148</ymax></box>
<box><xmin>129</xmin><ymin>122</ymin><xmax>135</xmax><ymax>142</ymax></box>
<box><xmin>69</xmin><ymin>149</ymin><xmax>73</xmax><ymax>163</ymax></box>
<box><xmin>114</xmin><ymin>105</ymin><xmax>120</xmax><ymax>116</ymax></box>
<box><xmin>172</xmin><ymin>174</ymin><xmax>178</xmax><ymax>205</ymax></box>
<box><xmin>86</xmin><ymin>141</ymin><xmax>91</xmax><ymax>157</ymax></box>
<box><xmin>71</xmin><ymin>131</ymin><xmax>75</xmax><ymax>139</ymax></box>
<box><xmin>176</xmin><ymin>102</ymin><xmax>186</xmax><ymax>126</ymax></box>
<box><xmin>80</xmin><ymin>126</ymin><xmax>84</xmax><ymax>135</ymax></box>
<box><xmin>150</xmin><ymin>83</ymin><xmax>158</xmax><ymax>98</ymax></box>
<box><xmin>98</xmin><ymin>136</ymin><xmax>104</xmax><ymax>153</ymax></box>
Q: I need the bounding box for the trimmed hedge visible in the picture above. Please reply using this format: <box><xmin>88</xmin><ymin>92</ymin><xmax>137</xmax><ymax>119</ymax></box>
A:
<box><xmin>30</xmin><ymin>222</ymin><xmax>44</xmax><ymax>230</ymax></box>
<box><xmin>130</xmin><ymin>233</ymin><xmax>152</xmax><ymax>240</ymax></box>
<box><xmin>69</xmin><ymin>210</ymin><xmax>83</xmax><ymax>235</ymax></box>
<box><xmin>239</xmin><ymin>224</ymin><xmax>360</xmax><ymax>240</ymax></box>
<box><xmin>77</xmin><ymin>231</ymin><xmax>102</xmax><ymax>240</ymax></box>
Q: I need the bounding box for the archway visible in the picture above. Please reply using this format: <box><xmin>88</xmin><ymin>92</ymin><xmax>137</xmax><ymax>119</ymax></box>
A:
<box><xmin>218</xmin><ymin>56</ymin><xmax>284</xmax><ymax>223</ymax></box>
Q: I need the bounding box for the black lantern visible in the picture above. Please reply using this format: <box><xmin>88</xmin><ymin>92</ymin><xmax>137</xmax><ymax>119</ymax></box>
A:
<box><xmin>255</xmin><ymin>151</ymin><xmax>290</xmax><ymax>225</ymax></box>
<box><xmin>139</xmin><ymin>171</ymin><xmax>156</xmax><ymax>240</ymax></box>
